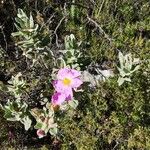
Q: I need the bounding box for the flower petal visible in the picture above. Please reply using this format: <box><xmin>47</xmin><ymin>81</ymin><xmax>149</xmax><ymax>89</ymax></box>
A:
<box><xmin>57</xmin><ymin>68</ymin><xmax>70</xmax><ymax>80</ymax></box>
<box><xmin>51</xmin><ymin>92</ymin><xmax>66</xmax><ymax>105</ymax></box>
<box><xmin>65</xmin><ymin>88</ymin><xmax>73</xmax><ymax>100</ymax></box>
<box><xmin>65</xmin><ymin>94</ymin><xmax>72</xmax><ymax>101</ymax></box>
<box><xmin>57</xmin><ymin>68</ymin><xmax>81</xmax><ymax>80</ymax></box>
<box><xmin>70</xmin><ymin>69</ymin><xmax>81</xmax><ymax>78</ymax></box>
<box><xmin>53</xmin><ymin>80</ymin><xmax>69</xmax><ymax>92</ymax></box>
<box><xmin>71</xmin><ymin>78</ymin><xmax>83</xmax><ymax>88</ymax></box>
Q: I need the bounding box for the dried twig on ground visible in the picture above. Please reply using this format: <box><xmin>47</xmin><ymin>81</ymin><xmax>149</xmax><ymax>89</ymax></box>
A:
<box><xmin>54</xmin><ymin>16</ymin><xmax>66</xmax><ymax>47</ymax></box>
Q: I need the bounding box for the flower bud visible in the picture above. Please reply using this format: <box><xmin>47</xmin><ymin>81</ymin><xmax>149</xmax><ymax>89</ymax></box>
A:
<box><xmin>37</xmin><ymin>129</ymin><xmax>45</xmax><ymax>138</ymax></box>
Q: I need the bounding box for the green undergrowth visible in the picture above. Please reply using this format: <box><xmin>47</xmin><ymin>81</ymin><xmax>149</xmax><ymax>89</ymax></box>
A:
<box><xmin>59</xmin><ymin>68</ymin><xmax>150</xmax><ymax>149</ymax></box>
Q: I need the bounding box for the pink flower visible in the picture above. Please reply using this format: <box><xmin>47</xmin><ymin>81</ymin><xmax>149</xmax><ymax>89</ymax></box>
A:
<box><xmin>51</xmin><ymin>68</ymin><xmax>83</xmax><ymax>106</ymax></box>
<box><xmin>37</xmin><ymin>129</ymin><xmax>46</xmax><ymax>138</ymax></box>
<box><xmin>51</xmin><ymin>92</ymin><xmax>72</xmax><ymax>106</ymax></box>
<box><xmin>53</xmin><ymin>68</ymin><xmax>83</xmax><ymax>97</ymax></box>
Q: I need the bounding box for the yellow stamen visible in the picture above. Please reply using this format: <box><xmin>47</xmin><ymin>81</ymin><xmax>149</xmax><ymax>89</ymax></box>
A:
<box><xmin>63</xmin><ymin>78</ymin><xmax>71</xmax><ymax>86</ymax></box>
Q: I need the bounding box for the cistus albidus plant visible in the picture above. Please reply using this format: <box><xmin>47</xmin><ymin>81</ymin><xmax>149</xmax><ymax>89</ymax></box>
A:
<box><xmin>117</xmin><ymin>51</ymin><xmax>140</xmax><ymax>86</ymax></box>
<box><xmin>1</xmin><ymin>100</ymin><xmax>32</xmax><ymax>131</ymax></box>
<box><xmin>31</xmin><ymin>103</ymin><xmax>58</xmax><ymax>138</ymax></box>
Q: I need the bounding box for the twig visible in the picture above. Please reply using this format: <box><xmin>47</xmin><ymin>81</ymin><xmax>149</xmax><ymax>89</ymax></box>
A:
<box><xmin>39</xmin><ymin>12</ymin><xmax>56</xmax><ymax>31</ymax></box>
<box><xmin>112</xmin><ymin>141</ymin><xmax>119</xmax><ymax>150</ymax></box>
<box><xmin>97</xmin><ymin>0</ymin><xmax>105</xmax><ymax>15</ymax></box>
<box><xmin>54</xmin><ymin>16</ymin><xmax>66</xmax><ymax>47</ymax></box>
<box><xmin>0</xmin><ymin>25</ymin><xmax>8</xmax><ymax>51</ymax></box>
<box><xmin>35</xmin><ymin>0</ymin><xmax>38</xmax><ymax>11</ymax></box>
<box><xmin>87</xmin><ymin>15</ymin><xmax>112</xmax><ymax>43</ymax></box>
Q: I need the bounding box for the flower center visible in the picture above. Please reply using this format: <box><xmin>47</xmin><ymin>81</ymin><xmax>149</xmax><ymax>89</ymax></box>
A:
<box><xmin>63</xmin><ymin>78</ymin><xmax>71</xmax><ymax>86</ymax></box>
